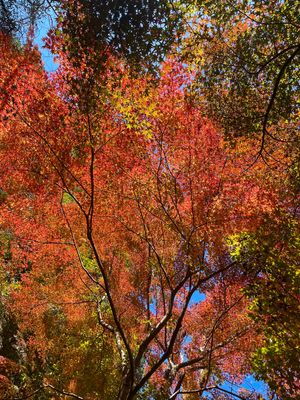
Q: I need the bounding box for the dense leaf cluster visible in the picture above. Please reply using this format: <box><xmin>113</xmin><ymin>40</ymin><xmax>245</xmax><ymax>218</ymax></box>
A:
<box><xmin>59</xmin><ymin>0</ymin><xmax>183</xmax><ymax>73</ymax></box>
<box><xmin>186</xmin><ymin>0</ymin><xmax>300</xmax><ymax>152</ymax></box>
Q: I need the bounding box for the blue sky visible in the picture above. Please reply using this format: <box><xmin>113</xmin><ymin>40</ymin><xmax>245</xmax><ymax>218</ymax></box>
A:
<box><xmin>34</xmin><ymin>15</ymin><xmax>57</xmax><ymax>72</ymax></box>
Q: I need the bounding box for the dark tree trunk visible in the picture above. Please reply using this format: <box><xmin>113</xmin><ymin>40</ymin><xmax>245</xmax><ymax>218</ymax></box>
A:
<box><xmin>118</xmin><ymin>371</ymin><xmax>135</xmax><ymax>400</ymax></box>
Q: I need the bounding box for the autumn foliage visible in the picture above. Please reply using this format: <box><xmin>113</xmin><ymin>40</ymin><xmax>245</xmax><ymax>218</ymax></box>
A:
<box><xmin>0</xmin><ymin>5</ymin><xmax>299</xmax><ymax>397</ymax></box>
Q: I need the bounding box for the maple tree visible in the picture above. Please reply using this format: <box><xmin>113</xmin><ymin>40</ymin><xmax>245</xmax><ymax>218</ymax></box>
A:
<box><xmin>0</xmin><ymin>29</ymin><xmax>283</xmax><ymax>399</ymax></box>
<box><xmin>0</xmin><ymin>1</ymin><xmax>299</xmax><ymax>399</ymax></box>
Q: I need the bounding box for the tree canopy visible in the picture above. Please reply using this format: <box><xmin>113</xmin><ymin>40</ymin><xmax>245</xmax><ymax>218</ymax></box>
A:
<box><xmin>0</xmin><ymin>1</ymin><xmax>299</xmax><ymax>399</ymax></box>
